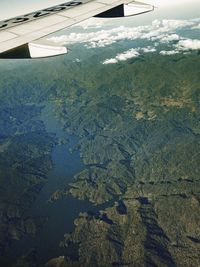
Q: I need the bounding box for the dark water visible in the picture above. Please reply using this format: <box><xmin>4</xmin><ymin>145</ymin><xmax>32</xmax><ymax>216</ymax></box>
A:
<box><xmin>1</xmin><ymin>102</ymin><xmax>113</xmax><ymax>265</ymax></box>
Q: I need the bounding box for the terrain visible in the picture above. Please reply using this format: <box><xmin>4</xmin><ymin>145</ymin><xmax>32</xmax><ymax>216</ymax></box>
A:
<box><xmin>0</xmin><ymin>42</ymin><xmax>199</xmax><ymax>267</ymax></box>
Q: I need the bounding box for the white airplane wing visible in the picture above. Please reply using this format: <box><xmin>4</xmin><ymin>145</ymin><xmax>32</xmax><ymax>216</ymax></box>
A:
<box><xmin>0</xmin><ymin>0</ymin><xmax>154</xmax><ymax>58</ymax></box>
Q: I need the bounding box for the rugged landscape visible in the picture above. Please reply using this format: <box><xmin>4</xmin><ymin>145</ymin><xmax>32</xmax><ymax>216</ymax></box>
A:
<box><xmin>0</xmin><ymin>104</ymin><xmax>57</xmax><ymax>256</ymax></box>
<box><xmin>45</xmin><ymin>52</ymin><xmax>200</xmax><ymax>267</ymax></box>
<box><xmin>0</xmin><ymin>41</ymin><xmax>199</xmax><ymax>267</ymax></box>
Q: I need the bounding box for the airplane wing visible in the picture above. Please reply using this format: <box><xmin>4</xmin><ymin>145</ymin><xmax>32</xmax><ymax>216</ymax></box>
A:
<box><xmin>0</xmin><ymin>0</ymin><xmax>154</xmax><ymax>58</ymax></box>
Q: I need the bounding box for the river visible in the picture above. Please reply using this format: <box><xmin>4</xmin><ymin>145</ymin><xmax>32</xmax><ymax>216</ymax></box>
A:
<box><xmin>1</xmin><ymin>102</ymin><xmax>112</xmax><ymax>265</ymax></box>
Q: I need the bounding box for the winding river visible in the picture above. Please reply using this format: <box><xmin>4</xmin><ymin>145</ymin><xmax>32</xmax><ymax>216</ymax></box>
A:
<box><xmin>2</xmin><ymin>102</ymin><xmax>112</xmax><ymax>265</ymax></box>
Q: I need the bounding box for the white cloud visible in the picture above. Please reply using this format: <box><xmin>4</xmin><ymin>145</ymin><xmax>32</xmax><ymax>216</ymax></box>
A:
<box><xmin>176</xmin><ymin>39</ymin><xmax>200</xmax><ymax>50</ymax></box>
<box><xmin>192</xmin><ymin>23</ymin><xmax>200</xmax><ymax>29</ymax></box>
<box><xmin>49</xmin><ymin>17</ymin><xmax>200</xmax><ymax>60</ymax></box>
<box><xmin>159</xmin><ymin>34</ymin><xmax>180</xmax><ymax>43</ymax></box>
<box><xmin>49</xmin><ymin>25</ymin><xmax>143</xmax><ymax>48</ymax></box>
<box><xmin>116</xmin><ymin>49</ymin><xmax>140</xmax><ymax>61</ymax></box>
<box><xmin>161</xmin><ymin>19</ymin><xmax>194</xmax><ymax>29</ymax></box>
<box><xmin>102</xmin><ymin>46</ymin><xmax>157</xmax><ymax>64</ymax></box>
<box><xmin>49</xmin><ymin>19</ymin><xmax>199</xmax><ymax>49</ymax></box>
<box><xmin>141</xmin><ymin>46</ymin><xmax>156</xmax><ymax>53</ymax></box>
<box><xmin>159</xmin><ymin>39</ymin><xmax>200</xmax><ymax>56</ymax></box>
<box><xmin>103</xmin><ymin>58</ymin><xmax>118</xmax><ymax>65</ymax></box>
<box><xmin>102</xmin><ymin>48</ymin><xmax>140</xmax><ymax>64</ymax></box>
<box><xmin>139</xmin><ymin>20</ymin><xmax>193</xmax><ymax>42</ymax></box>
<box><xmin>160</xmin><ymin>50</ymin><xmax>179</xmax><ymax>55</ymax></box>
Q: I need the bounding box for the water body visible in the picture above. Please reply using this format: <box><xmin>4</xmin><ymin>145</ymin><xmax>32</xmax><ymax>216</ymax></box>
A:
<box><xmin>23</xmin><ymin>102</ymin><xmax>91</xmax><ymax>262</ymax></box>
<box><xmin>2</xmin><ymin>102</ymin><xmax>114</xmax><ymax>265</ymax></box>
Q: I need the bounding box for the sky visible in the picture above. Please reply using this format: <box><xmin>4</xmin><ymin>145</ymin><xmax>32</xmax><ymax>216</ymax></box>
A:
<box><xmin>0</xmin><ymin>0</ymin><xmax>200</xmax><ymax>20</ymax></box>
<box><xmin>0</xmin><ymin>0</ymin><xmax>199</xmax><ymax>61</ymax></box>
<box><xmin>35</xmin><ymin>0</ymin><xmax>199</xmax><ymax>65</ymax></box>
<box><xmin>0</xmin><ymin>0</ymin><xmax>199</xmax><ymax>70</ymax></box>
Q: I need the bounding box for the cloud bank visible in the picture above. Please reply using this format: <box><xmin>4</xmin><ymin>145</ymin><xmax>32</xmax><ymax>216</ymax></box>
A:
<box><xmin>49</xmin><ymin>18</ymin><xmax>199</xmax><ymax>47</ymax></box>
<box><xmin>102</xmin><ymin>46</ymin><xmax>156</xmax><ymax>64</ymax></box>
<box><xmin>103</xmin><ymin>48</ymin><xmax>140</xmax><ymax>64</ymax></box>
<box><xmin>177</xmin><ymin>39</ymin><xmax>200</xmax><ymax>50</ymax></box>
<box><xmin>48</xmin><ymin>17</ymin><xmax>200</xmax><ymax>63</ymax></box>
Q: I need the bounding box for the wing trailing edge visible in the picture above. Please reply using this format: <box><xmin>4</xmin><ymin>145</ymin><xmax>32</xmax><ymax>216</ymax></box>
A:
<box><xmin>0</xmin><ymin>0</ymin><xmax>154</xmax><ymax>59</ymax></box>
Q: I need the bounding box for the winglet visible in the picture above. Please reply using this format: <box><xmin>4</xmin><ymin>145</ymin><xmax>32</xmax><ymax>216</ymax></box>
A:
<box><xmin>28</xmin><ymin>43</ymin><xmax>67</xmax><ymax>58</ymax></box>
<box><xmin>95</xmin><ymin>1</ymin><xmax>154</xmax><ymax>18</ymax></box>
<box><xmin>0</xmin><ymin>42</ymin><xmax>67</xmax><ymax>59</ymax></box>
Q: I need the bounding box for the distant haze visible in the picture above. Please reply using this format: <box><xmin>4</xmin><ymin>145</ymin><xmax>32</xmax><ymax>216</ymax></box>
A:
<box><xmin>0</xmin><ymin>0</ymin><xmax>199</xmax><ymax>20</ymax></box>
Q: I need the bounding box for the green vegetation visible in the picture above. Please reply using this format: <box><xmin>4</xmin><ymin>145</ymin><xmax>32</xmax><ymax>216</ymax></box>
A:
<box><xmin>48</xmin><ymin>51</ymin><xmax>200</xmax><ymax>267</ymax></box>
<box><xmin>0</xmin><ymin>47</ymin><xmax>200</xmax><ymax>267</ymax></box>
<box><xmin>50</xmin><ymin>52</ymin><xmax>200</xmax><ymax>203</ymax></box>
<box><xmin>0</xmin><ymin>75</ymin><xmax>57</xmax><ymax>256</ymax></box>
